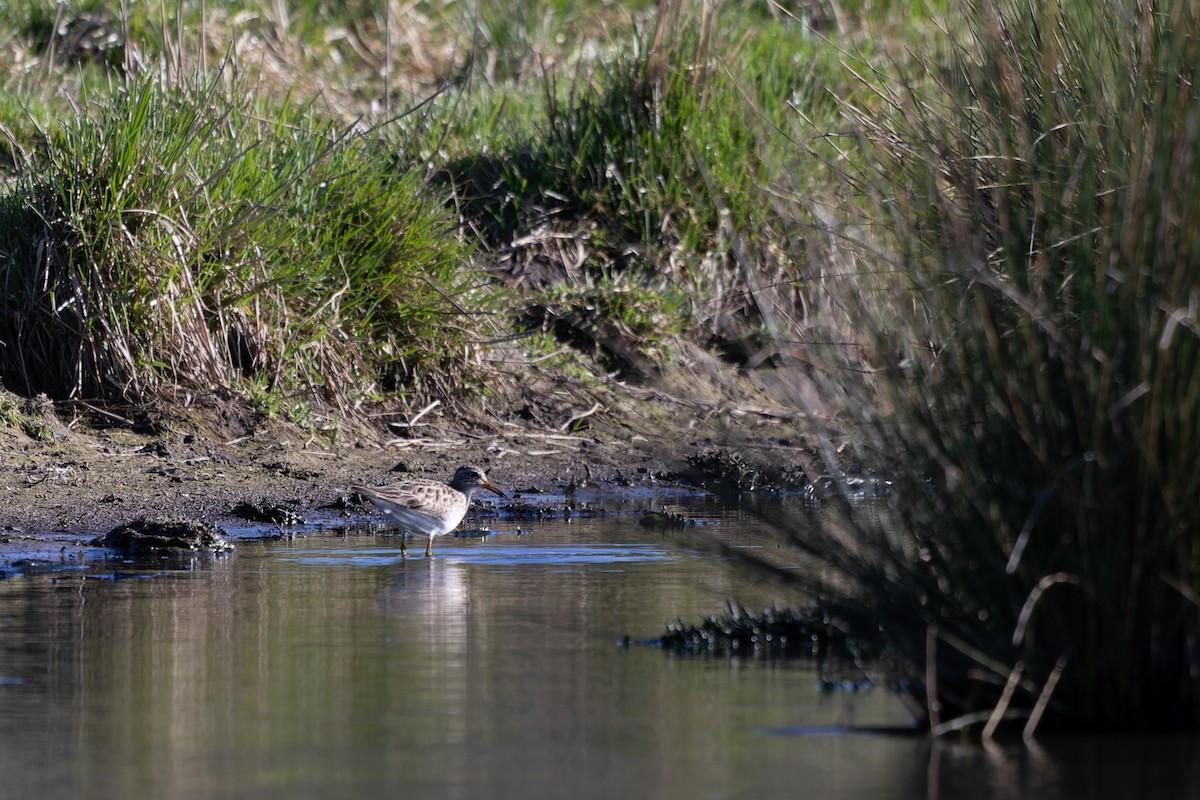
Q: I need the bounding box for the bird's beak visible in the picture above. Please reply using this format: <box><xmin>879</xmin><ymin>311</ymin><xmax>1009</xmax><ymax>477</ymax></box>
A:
<box><xmin>483</xmin><ymin>479</ymin><xmax>508</xmax><ymax>499</ymax></box>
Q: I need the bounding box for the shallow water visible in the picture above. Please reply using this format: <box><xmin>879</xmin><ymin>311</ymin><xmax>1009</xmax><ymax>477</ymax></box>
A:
<box><xmin>1</xmin><ymin>497</ymin><xmax>1197</xmax><ymax>800</ymax></box>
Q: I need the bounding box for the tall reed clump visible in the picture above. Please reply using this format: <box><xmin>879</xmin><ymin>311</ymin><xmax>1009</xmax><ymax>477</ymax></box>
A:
<box><xmin>0</xmin><ymin>75</ymin><xmax>487</xmax><ymax>413</ymax></box>
<box><xmin>776</xmin><ymin>0</ymin><xmax>1200</xmax><ymax>733</ymax></box>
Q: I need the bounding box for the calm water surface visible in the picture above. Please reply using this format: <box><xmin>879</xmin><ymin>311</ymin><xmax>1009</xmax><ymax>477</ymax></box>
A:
<box><xmin>1</xmin><ymin>498</ymin><xmax>1197</xmax><ymax>799</ymax></box>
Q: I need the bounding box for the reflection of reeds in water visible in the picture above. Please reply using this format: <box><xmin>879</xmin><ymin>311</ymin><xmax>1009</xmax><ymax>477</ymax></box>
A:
<box><xmin>752</xmin><ymin>0</ymin><xmax>1200</xmax><ymax>735</ymax></box>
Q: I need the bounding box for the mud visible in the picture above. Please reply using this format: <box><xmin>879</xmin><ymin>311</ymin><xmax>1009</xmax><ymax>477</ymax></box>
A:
<box><xmin>0</xmin><ymin>367</ymin><xmax>815</xmax><ymax>567</ymax></box>
<box><xmin>93</xmin><ymin>516</ymin><xmax>234</xmax><ymax>554</ymax></box>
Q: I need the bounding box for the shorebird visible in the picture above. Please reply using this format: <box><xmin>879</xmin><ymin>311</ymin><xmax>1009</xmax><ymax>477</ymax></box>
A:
<box><xmin>353</xmin><ymin>465</ymin><xmax>507</xmax><ymax>557</ymax></box>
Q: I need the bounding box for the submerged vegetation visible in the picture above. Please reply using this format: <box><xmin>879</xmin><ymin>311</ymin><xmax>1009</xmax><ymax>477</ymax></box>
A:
<box><xmin>1</xmin><ymin>0</ymin><xmax>1198</xmax><ymax>736</ymax></box>
<box><xmin>656</xmin><ymin>602</ymin><xmax>884</xmax><ymax>672</ymax></box>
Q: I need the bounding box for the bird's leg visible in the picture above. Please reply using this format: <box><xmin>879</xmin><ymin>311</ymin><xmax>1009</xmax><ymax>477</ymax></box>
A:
<box><xmin>401</xmin><ymin>536</ymin><xmax>407</xmax><ymax>558</ymax></box>
<box><xmin>425</xmin><ymin>537</ymin><xmax>433</xmax><ymax>558</ymax></box>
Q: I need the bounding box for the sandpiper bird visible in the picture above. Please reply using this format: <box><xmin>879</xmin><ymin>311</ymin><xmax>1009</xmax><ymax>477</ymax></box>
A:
<box><xmin>353</xmin><ymin>466</ymin><xmax>507</xmax><ymax>557</ymax></box>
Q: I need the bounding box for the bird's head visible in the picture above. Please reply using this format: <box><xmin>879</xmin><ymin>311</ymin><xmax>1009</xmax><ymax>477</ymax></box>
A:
<box><xmin>450</xmin><ymin>465</ymin><xmax>507</xmax><ymax>499</ymax></box>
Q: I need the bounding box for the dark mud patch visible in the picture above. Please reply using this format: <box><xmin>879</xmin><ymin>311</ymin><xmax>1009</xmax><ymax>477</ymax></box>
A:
<box><xmin>230</xmin><ymin>501</ymin><xmax>306</xmax><ymax>526</ymax></box>
<box><xmin>93</xmin><ymin>516</ymin><xmax>234</xmax><ymax>554</ymax></box>
<box><xmin>680</xmin><ymin>448</ymin><xmax>812</xmax><ymax>501</ymax></box>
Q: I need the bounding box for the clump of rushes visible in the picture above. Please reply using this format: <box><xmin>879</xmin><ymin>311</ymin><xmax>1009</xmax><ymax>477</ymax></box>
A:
<box><xmin>0</xmin><ymin>75</ymin><xmax>492</xmax><ymax>411</ymax></box>
<box><xmin>771</xmin><ymin>0</ymin><xmax>1200</xmax><ymax>734</ymax></box>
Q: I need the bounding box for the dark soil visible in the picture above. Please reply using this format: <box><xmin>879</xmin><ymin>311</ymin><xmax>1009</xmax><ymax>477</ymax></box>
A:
<box><xmin>0</xmin><ymin>352</ymin><xmax>816</xmax><ymax>557</ymax></box>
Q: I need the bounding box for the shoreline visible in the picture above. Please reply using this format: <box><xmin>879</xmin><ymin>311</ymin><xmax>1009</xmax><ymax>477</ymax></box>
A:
<box><xmin>0</xmin><ymin>381</ymin><xmax>811</xmax><ymax>554</ymax></box>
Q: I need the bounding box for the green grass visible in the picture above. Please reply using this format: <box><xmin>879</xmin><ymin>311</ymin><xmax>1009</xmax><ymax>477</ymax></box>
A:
<box><xmin>427</xmin><ymin>3</ymin><xmax>850</xmax><ymax>367</ymax></box>
<box><xmin>0</xmin><ymin>74</ymin><xmax>491</xmax><ymax>411</ymax></box>
<box><xmin>0</xmin><ymin>389</ymin><xmax>51</xmax><ymax>439</ymax></box>
<box><xmin>0</xmin><ymin>0</ymin><xmax>856</xmax><ymax>407</ymax></box>
<box><xmin>522</xmin><ymin>267</ymin><xmax>690</xmax><ymax>378</ymax></box>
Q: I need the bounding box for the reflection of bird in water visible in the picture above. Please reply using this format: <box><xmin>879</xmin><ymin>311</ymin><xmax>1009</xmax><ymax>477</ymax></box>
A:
<box><xmin>354</xmin><ymin>466</ymin><xmax>507</xmax><ymax>557</ymax></box>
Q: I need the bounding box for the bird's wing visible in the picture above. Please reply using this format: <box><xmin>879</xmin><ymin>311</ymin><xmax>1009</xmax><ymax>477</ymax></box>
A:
<box><xmin>376</xmin><ymin>503</ymin><xmax>441</xmax><ymax>532</ymax></box>
<box><xmin>357</xmin><ymin>480</ymin><xmax>461</xmax><ymax>516</ymax></box>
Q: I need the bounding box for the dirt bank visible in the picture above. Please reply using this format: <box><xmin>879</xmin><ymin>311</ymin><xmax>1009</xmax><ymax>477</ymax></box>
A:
<box><xmin>0</xmin><ymin>353</ymin><xmax>815</xmax><ymax>548</ymax></box>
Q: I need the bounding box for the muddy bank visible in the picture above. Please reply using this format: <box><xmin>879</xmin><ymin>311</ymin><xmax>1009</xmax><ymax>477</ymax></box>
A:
<box><xmin>0</xmin><ymin>364</ymin><xmax>815</xmax><ymax>555</ymax></box>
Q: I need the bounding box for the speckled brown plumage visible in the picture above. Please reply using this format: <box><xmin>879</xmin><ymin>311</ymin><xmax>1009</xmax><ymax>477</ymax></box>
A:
<box><xmin>353</xmin><ymin>466</ymin><xmax>506</xmax><ymax>557</ymax></box>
